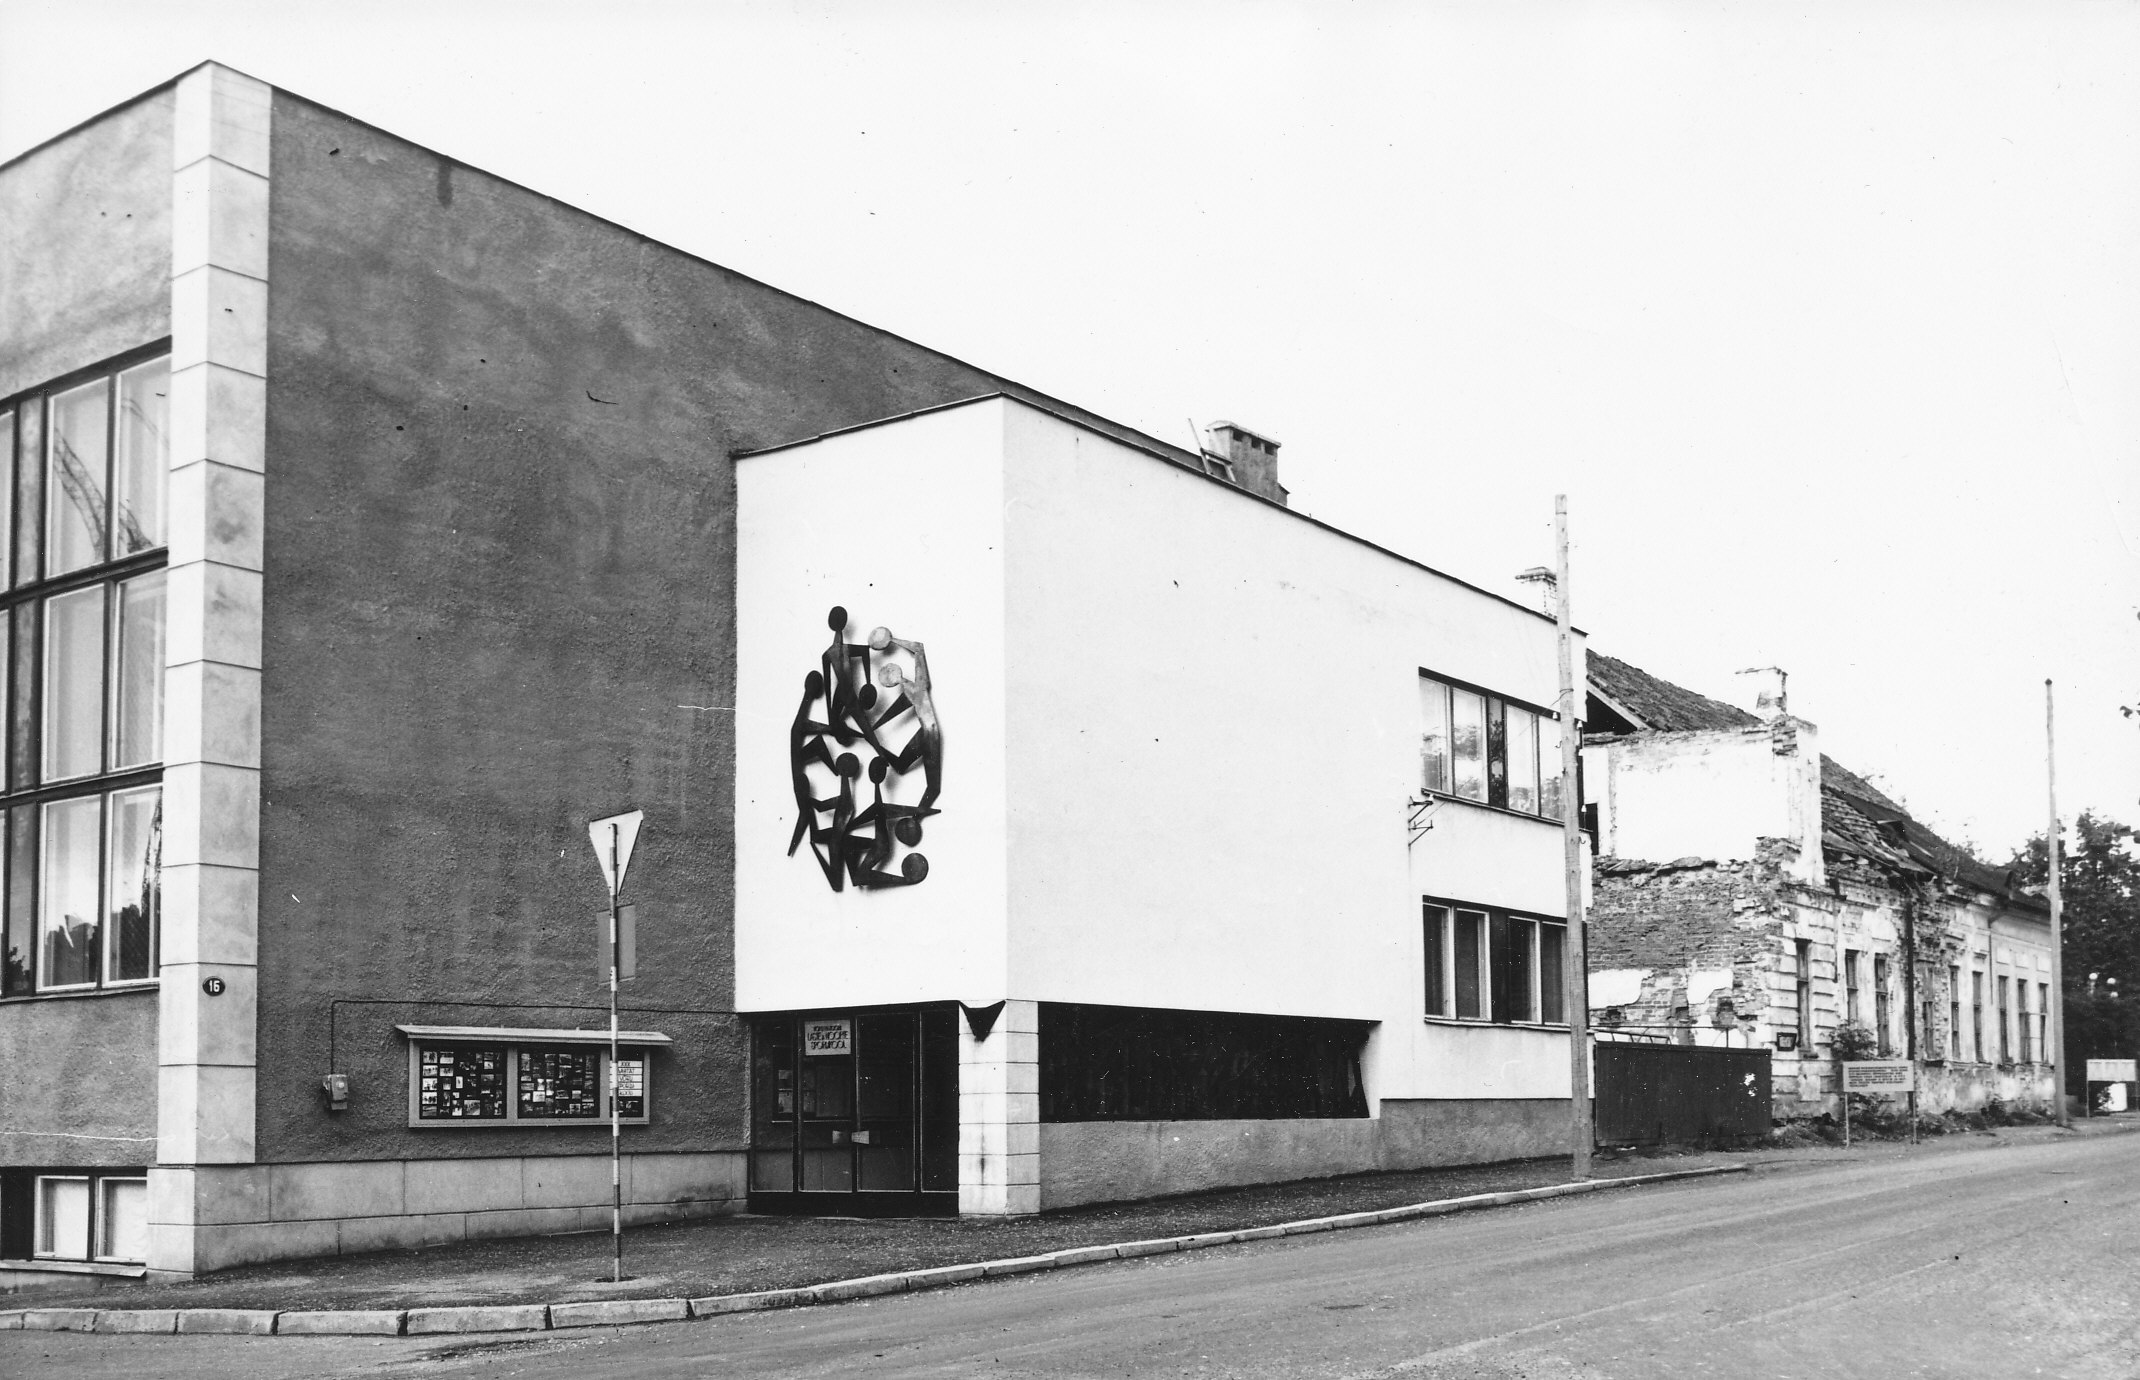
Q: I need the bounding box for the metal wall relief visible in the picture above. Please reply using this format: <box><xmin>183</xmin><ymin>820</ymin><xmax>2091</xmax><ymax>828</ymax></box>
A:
<box><xmin>789</xmin><ymin>606</ymin><xmax>942</xmax><ymax>891</ymax></box>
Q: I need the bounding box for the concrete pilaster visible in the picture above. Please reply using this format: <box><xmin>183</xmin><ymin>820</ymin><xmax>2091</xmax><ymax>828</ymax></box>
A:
<box><xmin>958</xmin><ymin>999</ymin><xmax>1039</xmax><ymax>1214</ymax></box>
<box><xmin>152</xmin><ymin>64</ymin><xmax>270</xmax><ymax>1273</ymax></box>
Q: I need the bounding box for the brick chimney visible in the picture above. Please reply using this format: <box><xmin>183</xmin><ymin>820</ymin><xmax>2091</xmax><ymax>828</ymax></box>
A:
<box><xmin>1202</xmin><ymin>420</ymin><xmax>1288</xmax><ymax>506</ymax></box>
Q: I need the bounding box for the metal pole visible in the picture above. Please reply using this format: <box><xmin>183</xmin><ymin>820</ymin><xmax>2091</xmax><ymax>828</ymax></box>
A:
<box><xmin>610</xmin><ymin>822</ymin><xmax>624</xmax><ymax>1282</ymax></box>
<box><xmin>2047</xmin><ymin>681</ymin><xmax>2070</xmax><ymax>1127</ymax></box>
<box><xmin>1556</xmin><ymin>496</ymin><xmax>1592</xmax><ymax>1179</ymax></box>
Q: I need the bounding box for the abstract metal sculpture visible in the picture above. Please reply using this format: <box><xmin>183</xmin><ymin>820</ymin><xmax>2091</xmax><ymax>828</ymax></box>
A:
<box><xmin>788</xmin><ymin>606</ymin><xmax>943</xmax><ymax>891</ymax></box>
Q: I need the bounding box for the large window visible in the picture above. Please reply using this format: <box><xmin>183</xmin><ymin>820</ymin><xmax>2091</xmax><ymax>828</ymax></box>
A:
<box><xmin>1997</xmin><ymin>976</ymin><xmax>2012</xmax><ymax>1063</ymax></box>
<box><xmin>1419</xmin><ymin>674</ymin><xmax>1562</xmax><ymax>820</ymax></box>
<box><xmin>1949</xmin><ymin>964</ymin><xmax>1962</xmax><ymax>1061</ymax></box>
<box><xmin>1424</xmin><ymin>900</ymin><xmax>1566</xmax><ymax>1025</ymax></box>
<box><xmin>2038</xmin><ymin>982</ymin><xmax>2051</xmax><ymax>1066</ymax></box>
<box><xmin>0</xmin><ymin>353</ymin><xmax>167</xmax><ymax>999</ymax></box>
<box><xmin>1038</xmin><ymin>1004</ymin><xmax>1369</xmax><ymax>1121</ymax></box>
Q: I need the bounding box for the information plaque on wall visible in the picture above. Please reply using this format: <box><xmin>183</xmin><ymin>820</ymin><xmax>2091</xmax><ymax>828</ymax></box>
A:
<box><xmin>519</xmin><ymin>1049</ymin><xmax>601</xmax><ymax>1119</ymax></box>
<box><xmin>418</xmin><ymin>1046</ymin><xmax>508</xmax><ymax>1119</ymax></box>
<box><xmin>614</xmin><ymin>1056</ymin><xmax>646</xmax><ymax>1118</ymax></box>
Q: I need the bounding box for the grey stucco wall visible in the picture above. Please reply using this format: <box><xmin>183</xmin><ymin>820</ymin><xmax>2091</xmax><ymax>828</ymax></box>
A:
<box><xmin>1038</xmin><ymin>1100</ymin><xmax>1570</xmax><ymax>1209</ymax></box>
<box><xmin>251</xmin><ymin>93</ymin><xmax>1108</xmax><ymax>1164</ymax></box>
<box><xmin>0</xmin><ymin>990</ymin><xmax>158</xmax><ymax>1168</ymax></box>
<box><xmin>0</xmin><ymin>90</ymin><xmax>171</xmax><ymax>1171</ymax></box>
<box><xmin>0</xmin><ymin>88</ymin><xmax>172</xmax><ymax>400</ymax></box>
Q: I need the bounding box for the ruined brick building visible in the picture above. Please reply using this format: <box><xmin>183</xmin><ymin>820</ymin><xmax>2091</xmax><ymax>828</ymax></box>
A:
<box><xmin>1578</xmin><ymin>654</ymin><xmax>2057</xmax><ymax>1121</ymax></box>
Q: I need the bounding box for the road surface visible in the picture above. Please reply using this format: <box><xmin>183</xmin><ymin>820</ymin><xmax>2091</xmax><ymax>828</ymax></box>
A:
<box><xmin>8</xmin><ymin>1129</ymin><xmax>2137</xmax><ymax>1379</ymax></box>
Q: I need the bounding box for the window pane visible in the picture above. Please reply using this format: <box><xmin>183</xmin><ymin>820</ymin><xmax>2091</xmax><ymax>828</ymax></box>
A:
<box><xmin>1419</xmin><ymin>679</ymin><xmax>1450</xmax><ymax>794</ymax></box>
<box><xmin>98</xmin><ymin>1178</ymin><xmax>148</xmax><ymax>1262</ymax></box>
<box><xmin>1507</xmin><ymin>708</ymin><xmax>1539</xmax><ymax>814</ymax></box>
<box><xmin>1539</xmin><ymin>716</ymin><xmax>1565</xmax><ymax>821</ymax></box>
<box><xmin>4</xmin><ymin>808</ymin><xmax>31</xmax><ymax>996</ymax></box>
<box><xmin>518</xmin><ymin>1048</ymin><xmax>600</xmax><ymax>1119</ymax></box>
<box><xmin>0</xmin><ymin>409</ymin><xmax>13</xmax><ymax>588</ymax></box>
<box><xmin>44</xmin><ymin>586</ymin><xmax>106</xmax><ymax>781</ymax></box>
<box><xmin>1423</xmin><ymin>905</ymin><xmax>1448</xmax><ymax>1016</ymax></box>
<box><xmin>1450</xmin><ymin>689</ymin><xmax>1487</xmax><ymax>801</ymax></box>
<box><xmin>418</xmin><ymin>1045</ymin><xmax>508</xmax><ymax>1119</ymax></box>
<box><xmin>107</xmin><ymin>786</ymin><xmax>160</xmax><ymax>983</ymax></box>
<box><xmin>40</xmin><ymin>795</ymin><xmax>101</xmax><ymax>988</ymax></box>
<box><xmin>1485</xmin><ymin>699</ymin><xmax>1509</xmax><ymax>807</ymax></box>
<box><xmin>35</xmin><ymin>1176</ymin><xmax>91</xmax><ymax>1258</ymax></box>
<box><xmin>113</xmin><ymin>359</ymin><xmax>168</xmax><ymax>556</ymax></box>
<box><xmin>1492</xmin><ymin>916</ymin><xmax>1535</xmax><ymax>1023</ymax></box>
<box><xmin>1540</xmin><ymin>923</ymin><xmax>1566</xmax><ymax>1023</ymax></box>
<box><xmin>112</xmin><ymin>572</ymin><xmax>164</xmax><ymax>769</ymax></box>
<box><xmin>47</xmin><ymin>380</ymin><xmax>109</xmax><ymax>575</ymax></box>
<box><xmin>1454</xmin><ymin>910</ymin><xmax>1485</xmax><ymax>1019</ymax></box>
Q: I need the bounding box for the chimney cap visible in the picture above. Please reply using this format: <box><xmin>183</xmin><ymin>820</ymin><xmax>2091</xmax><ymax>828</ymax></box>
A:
<box><xmin>1206</xmin><ymin>419</ymin><xmax>1280</xmax><ymax>452</ymax></box>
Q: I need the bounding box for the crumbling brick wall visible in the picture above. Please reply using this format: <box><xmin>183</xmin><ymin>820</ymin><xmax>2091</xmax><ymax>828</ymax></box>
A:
<box><xmin>1588</xmin><ymin>850</ymin><xmax>1793</xmax><ymax>1043</ymax></box>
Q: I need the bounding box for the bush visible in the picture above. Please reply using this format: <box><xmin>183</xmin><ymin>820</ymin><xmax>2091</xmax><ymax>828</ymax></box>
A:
<box><xmin>1830</xmin><ymin>1020</ymin><xmax>1881</xmax><ymax>1063</ymax></box>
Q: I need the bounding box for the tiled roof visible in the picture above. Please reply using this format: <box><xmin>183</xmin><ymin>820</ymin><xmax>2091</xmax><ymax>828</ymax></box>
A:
<box><xmin>1586</xmin><ymin>651</ymin><xmax>1761</xmax><ymax>733</ymax></box>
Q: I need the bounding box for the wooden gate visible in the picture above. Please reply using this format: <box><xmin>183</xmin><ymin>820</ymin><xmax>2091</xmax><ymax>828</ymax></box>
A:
<box><xmin>1594</xmin><ymin>1043</ymin><xmax>1771</xmax><ymax>1147</ymax></box>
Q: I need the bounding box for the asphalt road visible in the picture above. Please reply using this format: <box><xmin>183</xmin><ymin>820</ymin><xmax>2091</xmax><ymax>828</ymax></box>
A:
<box><xmin>10</xmin><ymin>1129</ymin><xmax>2138</xmax><ymax>1379</ymax></box>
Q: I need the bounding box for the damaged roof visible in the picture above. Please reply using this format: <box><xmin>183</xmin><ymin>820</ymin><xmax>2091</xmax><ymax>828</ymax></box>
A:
<box><xmin>1586</xmin><ymin>651</ymin><xmax>1761</xmax><ymax>733</ymax></box>
<box><xmin>1592</xmin><ymin>651</ymin><xmax>2045</xmax><ymax>914</ymax></box>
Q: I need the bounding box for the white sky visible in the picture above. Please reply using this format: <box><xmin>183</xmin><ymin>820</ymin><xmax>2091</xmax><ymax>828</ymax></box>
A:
<box><xmin>5</xmin><ymin>0</ymin><xmax>2135</xmax><ymax>858</ymax></box>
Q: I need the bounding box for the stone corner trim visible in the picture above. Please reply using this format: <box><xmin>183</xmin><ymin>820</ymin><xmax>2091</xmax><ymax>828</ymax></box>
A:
<box><xmin>6</xmin><ymin>1165</ymin><xmax>1750</xmax><ymax>1338</ymax></box>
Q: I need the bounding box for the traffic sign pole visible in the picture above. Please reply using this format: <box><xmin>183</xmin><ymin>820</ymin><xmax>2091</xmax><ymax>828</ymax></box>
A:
<box><xmin>587</xmin><ymin>809</ymin><xmax>642</xmax><ymax>1286</ymax></box>
<box><xmin>609</xmin><ymin>821</ymin><xmax>623</xmax><ymax>1285</ymax></box>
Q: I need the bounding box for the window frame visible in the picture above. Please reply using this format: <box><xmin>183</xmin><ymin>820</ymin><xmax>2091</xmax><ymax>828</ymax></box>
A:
<box><xmin>1873</xmin><ymin>953</ymin><xmax>1892</xmax><ymax>1057</ymax></box>
<box><xmin>1416</xmin><ymin>670</ymin><xmax>1563</xmax><ymax>824</ymax></box>
<box><xmin>1423</xmin><ymin>896</ymin><xmax>1567</xmax><ymax>1028</ymax></box>
<box><xmin>23</xmin><ymin>1169</ymin><xmax>148</xmax><ymax>1265</ymax></box>
<box><xmin>0</xmin><ymin>347</ymin><xmax>171</xmax><ymax>1002</ymax></box>
<box><xmin>1794</xmin><ymin>938</ymin><xmax>1814</xmax><ymax>1051</ymax></box>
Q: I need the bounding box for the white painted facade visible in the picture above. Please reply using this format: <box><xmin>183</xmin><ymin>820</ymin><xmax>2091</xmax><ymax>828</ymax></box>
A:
<box><xmin>736</xmin><ymin>395</ymin><xmax>1578</xmax><ymax>1208</ymax></box>
<box><xmin>1584</xmin><ymin>720</ymin><xmax>1825</xmax><ymax>885</ymax></box>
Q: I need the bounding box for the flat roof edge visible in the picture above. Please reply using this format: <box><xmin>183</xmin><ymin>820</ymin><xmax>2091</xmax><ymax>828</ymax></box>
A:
<box><xmin>739</xmin><ymin>392</ymin><xmax>1574</xmax><ymax>629</ymax></box>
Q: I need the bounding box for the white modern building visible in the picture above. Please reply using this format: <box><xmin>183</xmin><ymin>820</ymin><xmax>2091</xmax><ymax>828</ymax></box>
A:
<box><xmin>734</xmin><ymin>395</ymin><xmax>1581</xmax><ymax>1214</ymax></box>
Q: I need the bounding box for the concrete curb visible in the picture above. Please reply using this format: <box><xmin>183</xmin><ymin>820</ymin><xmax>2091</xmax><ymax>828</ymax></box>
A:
<box><xmin>1</xmin><ymin>1164</ymin><xmax>1748</xmax><ymax>1338</ymax></box>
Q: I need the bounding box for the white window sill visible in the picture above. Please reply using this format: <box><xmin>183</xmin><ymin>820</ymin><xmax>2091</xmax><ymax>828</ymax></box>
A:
<box><xmin>1422</xmin><ymin>1016</ymin><xmax>1571</xmax><ymax>1032</ymax></box>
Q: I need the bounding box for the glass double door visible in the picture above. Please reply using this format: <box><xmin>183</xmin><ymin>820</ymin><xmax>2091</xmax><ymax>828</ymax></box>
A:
<box><xmin>749</xmin><ymin>1007</ymin><xmax>958</xmax><ymax>1215</ymax></box>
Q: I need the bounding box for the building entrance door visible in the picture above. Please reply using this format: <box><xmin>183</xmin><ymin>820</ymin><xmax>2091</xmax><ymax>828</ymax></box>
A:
<box><xmin>748</xmin><ymin>1006</ymin><xmax>959</xmax><ymax>1216</ymax></box>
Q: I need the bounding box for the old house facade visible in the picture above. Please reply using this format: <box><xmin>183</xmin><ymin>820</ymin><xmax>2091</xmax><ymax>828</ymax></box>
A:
<box><xmin>1579</xmin><ymin>653</ymin><xmax>2057</xmax><ymax>1121</ymax></box>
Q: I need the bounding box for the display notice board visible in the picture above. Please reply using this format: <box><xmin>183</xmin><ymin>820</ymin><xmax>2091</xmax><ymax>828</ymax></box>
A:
<box><xmin>1842</xmin><ymin>1059</ymin><xmax>1915</xmax><ymax>1093</ymax></box>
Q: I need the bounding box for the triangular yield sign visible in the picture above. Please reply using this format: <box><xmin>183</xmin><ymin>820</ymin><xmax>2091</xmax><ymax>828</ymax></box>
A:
<box><xmin>589</xmin><ymin>810</ymin><xmax>644</xmax><ymax>895</ymax></box>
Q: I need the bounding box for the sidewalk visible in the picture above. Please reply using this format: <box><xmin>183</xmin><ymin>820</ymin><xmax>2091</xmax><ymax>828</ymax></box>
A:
<box><xmin>15</xmin><ymin>1119</ymin><xmax>2125</xmax><ymax>1318</ymax></box>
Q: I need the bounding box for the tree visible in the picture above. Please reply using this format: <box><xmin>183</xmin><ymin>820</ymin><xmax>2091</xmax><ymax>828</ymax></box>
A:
<box><xmin>2011</xmin><ymin>812</ymin><xmax>2140</xmax><ymax>1094</ymax></box>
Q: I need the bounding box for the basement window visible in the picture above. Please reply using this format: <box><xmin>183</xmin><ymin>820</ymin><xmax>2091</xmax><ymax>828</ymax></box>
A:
<box><xmin>397</xmin><ymin>1025</ymin><xmax>667</xmax><ymax>1128</ymax></box>
<box><xmin>0</xmin><ymin>1169</ymin><xmax>147</xmax><ymax>1265</ymax></box>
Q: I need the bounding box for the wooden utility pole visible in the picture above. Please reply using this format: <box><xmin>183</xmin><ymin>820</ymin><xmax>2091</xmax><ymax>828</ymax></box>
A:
<box><xmin>1556</xmin><ymin>496</ymin><xmax>1592</xmax><ymax>1178</ymax></box>
<box><xmin>2047</xmin><ymin>681</ymin><xmax>2070</xmax><ymax>1127</ymax></box>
